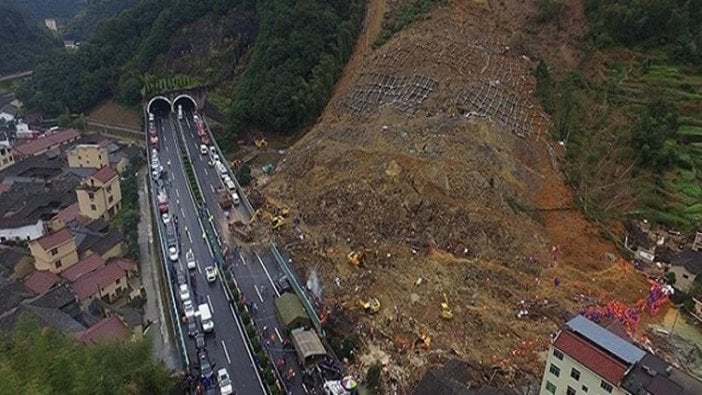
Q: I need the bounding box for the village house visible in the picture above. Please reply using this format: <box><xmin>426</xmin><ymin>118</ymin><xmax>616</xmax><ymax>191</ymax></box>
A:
<box><xmin>667</xmin><ymin>249</ymin><xmax>702</xmax><ymax>293</ymax></box>
<box><xmin>0</xmin><ymin>143</ymin><xmax>15</xmax><ymax>172</ymax></box>
<box><xmin>28</xmin><ymin>228</ymin><xmax>79</xmax><ymax>274</ymax></box>
<box><xmin>66</xmin><ymin>144</ymin><xmax>109</xmax><ymax>169</ymax></box>
<box><xmin>13</xmin><ymin>129</ymin><xmax>80</xmax><ymax>158</ymax></box>
<box><xmin>76</xmin><ymin>166</ymin><xmax>122</xmax><ymax>221</ymax></box>
<box><xmin>539</xmin><ymin>315</ymin><xmax>702</xmax><ymax>395</ymax></box>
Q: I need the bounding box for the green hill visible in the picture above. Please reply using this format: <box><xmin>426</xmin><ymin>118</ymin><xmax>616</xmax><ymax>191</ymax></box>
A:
<box><xmin>0</xmin><ymin>3</ymin><xmax>61</xmax><ymax>75</ymax></box>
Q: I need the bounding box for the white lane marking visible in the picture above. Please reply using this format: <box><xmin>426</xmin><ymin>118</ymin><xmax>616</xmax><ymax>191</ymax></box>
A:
<box><xmin>221</xmin><ymin>340</ymin><xmax>231</xmax><ymax>364</ymax></box>
<box><xmin>207</xmin><ymin>294</ymin><xmax>214</xmax><ymax>313</ymax></box>
<box><xmin>254</xmin><ymin>285</ymin><xmax>264</xmax><ymax>302</ymax></box>
<box><xmin>274</xmin><ymin>327</ymin><xmax>283</xmax><ymax>343</ymax></box>
<box><xmin>164</xmin><ymin>145</ymin><xmax>169</xmax><ymax>153</ymax></box>
<box><xmin>229</xmin><ymin>304</ymin><xmax>237</xmax><ymax>318</ymax></box>
<box><xmin>203</xmin><ymin>167</ymin><xmax>208</xmax><ymax>176</ymax></box>
<box><xmin>209</xmin><ymin>184</ymin><xmax>215</xmax><ymax>193</ymax></box>
<box><xmin>180</xmin><ymin>207</ymin><xmax>185</xmax><ymax>217</ymax></box>
<box><xmin>197</xmin><ymin>259</ymin><xmax>202</xmax><ymax>274</ymax></box>
<box><xmin>176</xmin><ymin>189</ymin><xmax>180</xmax><ymax>198</ymax></box>
<box><xmin>186</xmin><ymin>227</ymin><xmax>192</xmax><ymax>243</ymax></box>
<box><xmin>256</xmin><ymin>253</ymin><xmax>281</xmax><ymax>297</ymax></box>
<box><xmin>239</xmin><ymin>251</ymin><xmax>246</xmax><ymax>265</ymax></box>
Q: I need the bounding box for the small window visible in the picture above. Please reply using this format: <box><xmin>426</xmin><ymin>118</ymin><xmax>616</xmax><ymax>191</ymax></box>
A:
<box><xmin>106</xmin><ymin>185</ymin><xmax>112</xmax><ymax>193</ymax></box>
<box><xmin>600</xmin><ymin>380</ymin><xmax>613</xmax><ymax>393</ymax></box>
<box><xmin>88</xmin><ymin>192</ymin><xmax>94</xmax><ymax>200</ymax></box>
<box><xmin>553</xmin><ymin>349</ymin><xmax>564</xmax><ymax>360</ymax></box>
<box><xmin>545</xmin><ymin>381</ymin><xmax>556</xmax><ymax>394</ymax></box>
<box><xmin>108</xmin><ymin>195</ymin><xmax>114</xmax><ymax>204</ymax></box>
<box><xmin>0</xmin><ymin>237</ymin><xmax>6</xmax><ymax>242</ymax></box>
<box><xmin>567</xmin><ymin>386</ymin><xmax>576</xmax><ymax>395</ymax></box>
<box><xmin>683</xmin><ymin>274</ymin><xmax>690</xmax><ymax>279</ymax></box>
<box><xmin>549</xmin><ymin>364</ymin><xmax>560</xmax><ymax>377</ymax></box>
<box><xmin>90</xmin><ymin>204</ymin><xmax>97</xmax><ymax>211</ymax></box>
<box><xmin>581</xmin><ymin>385</ymin><xmax>588</xmax><ymax>393</ymax></box>
<box><xmin>77</xmin><ymin>155</ymin><xmax>81</xmax><ymax>160</ymax></box>
<box><xmin>116</xmin><ymin>278</ymin><xmax>120</xmax><ymax>285</ymax></box>
<box><xmin>55</xmin><ymin>259</ymin><xmax>62</xmax><ymax>269</ymax></box>
<box><xmin>50</xmin><ymin>248</ymin><xmax>58</xmax><ymax>256</ymax></box>
<box><xmin>571</xmin><ymin>368</ymin><xmax>580</xmax><ymax>381</ymax></box>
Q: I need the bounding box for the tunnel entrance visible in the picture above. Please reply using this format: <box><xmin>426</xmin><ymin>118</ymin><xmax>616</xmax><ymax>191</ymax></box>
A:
<box><xmin>147</xmin><ymin>96</ymin><xmax>172</xmax><ymax>117</ymax></box>
<box><xmin>173</xmin><ymin>95</ymin><xmax>197</xmax><ymax>115</ymax></box>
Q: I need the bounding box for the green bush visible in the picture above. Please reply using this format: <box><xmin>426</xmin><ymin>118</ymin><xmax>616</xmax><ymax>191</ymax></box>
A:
<box><xmin>257</xmin><ymin>352</ymin><xmax>269</xmax><ymax>369</ymax></box>
<box><xmin>263</xmin><ymin>369</ymin><xmax>276</xmax><ymax>386</ymax></box>
<box><xmin>246</xmin><ymin>323</ymin><xmax>256</xmax><ymax>338</ymax></box>
<box><xmin>366</xmin><ymin>364</ymin><xmax>382</xmax><ymax>393</ymax></box>
<box><xmin>241</xmin><ymin>311</ymin><xmax>251</xmax><ymax>325</ymax></box>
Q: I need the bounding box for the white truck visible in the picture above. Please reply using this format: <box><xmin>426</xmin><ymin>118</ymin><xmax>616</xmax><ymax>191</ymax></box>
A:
<box><xmin>198</xmin><ymin>303</ymin><xmax>214</xmax><ymax>332</ymax></box>
<box><xmin>177</xmin><ymin>104</ymin><xmax>183</xmax><ymax>120</ymax></box>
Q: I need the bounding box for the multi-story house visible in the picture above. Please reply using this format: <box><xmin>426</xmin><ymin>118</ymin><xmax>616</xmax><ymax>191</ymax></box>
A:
<box><xmin>76</xmin><ymin>166</ymin><xmax>122</xmax><ymax>220</ymax></box>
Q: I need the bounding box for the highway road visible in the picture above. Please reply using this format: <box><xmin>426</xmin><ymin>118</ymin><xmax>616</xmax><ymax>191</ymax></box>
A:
<box><xmin>150</xmin><ymin>115</ymin><xmax>266</xmax><ymax>395</ymax></box>
<box><xmin>176</xmin><ymin>113</ymin><xmax>309</xmax><ymax>394</ymax></box>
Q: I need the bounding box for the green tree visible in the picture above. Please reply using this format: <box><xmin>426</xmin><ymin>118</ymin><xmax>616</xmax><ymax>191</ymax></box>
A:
<box><xmin>57</xmin><ymin>110</ymin><xmax>72</xmax><ymax>127</ymax></box>
<box><xmin>0</xmin><ymin>316</ymin><xmax>173</xmax><ymax>394</ymax></box>
<box><xmin>236</xmin><ymin>164</ymin><xmax>253</xmax><ymax>186</ymax></box>
<box><xmin>366</xmin><ymin>363</ymin><xmax>382</xmax><ymax>394</ymax></box>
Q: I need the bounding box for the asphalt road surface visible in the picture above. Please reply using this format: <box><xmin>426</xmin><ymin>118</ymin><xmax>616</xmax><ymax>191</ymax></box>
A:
<box><xmin>151</xmin><ymin>115</ymin><xmax>266</xmax><ymax>395</ymax></box>
<box><xmin>177</xmin><ymin>113</ymin><xmax>309</xmax><ymax>394</ymax></box>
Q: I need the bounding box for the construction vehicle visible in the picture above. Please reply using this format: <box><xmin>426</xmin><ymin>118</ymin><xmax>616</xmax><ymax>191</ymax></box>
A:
<box><xmin>249</xmin><ymin>208</ymin><xmax>286</xmax><ymax>230</ymax></box>
<box><xmin>265</xmin><ymin>196</ymin><xmax>289</xmax><ymax>217</ymax></box>
<box><xmin>228</xmin><ymin>220</ymin><xmax>253</xmax><ymax>242</ymax></box>
<box><xmin>347</xmin><ymin>251</ymin><xmax>363</xmax><ymax>266</ymax></box>
<box><xmin>254</xmin><ymin>137</ymin><xmax>268</xmax><ymax>149</ymax></box>
<box><xmin>272</xmin><ymin>215</ymin><xmax>285</xmax><ymax>230</ymax></box>
<box><xmin>358</xmin><ymin>297</ymin><xmax>381</xmax><ymax>314</ymax></box>
<box><xmin>415</xmin><ymin>326</ymin><xmax>431</xmax><ymax>350</ymax></box>
<box><xmin>216</xmin><ymin>187</ymin><xmax>232</xmax><ymax>209</ymax></box>
<box><xmin>440</xmin><ymin>293</ymin><xmax>454</xmax><ymax>320</ymax></box>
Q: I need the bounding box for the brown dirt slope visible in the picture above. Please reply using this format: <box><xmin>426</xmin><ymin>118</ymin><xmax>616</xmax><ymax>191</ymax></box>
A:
<box><xmin>259</xmin><ymin>0</ymin><xmax>648</xmax><ymax>390</ymax></box>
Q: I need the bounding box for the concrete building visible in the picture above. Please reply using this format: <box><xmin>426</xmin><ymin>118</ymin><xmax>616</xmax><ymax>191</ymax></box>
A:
<box><xmin>76</xmin><ymin>166</ymin><xmax>122</xmax><ymax>220</ymax></box>
<box><xmin>539</xmin><ymin>315</ymin><xmax>702</xmax><ymax>395</ymax></box>
<box><xmin>0</xmin><ymin>217</ymin><xmax>44</xmax><ymax>243</ymax></box>
<box><xmin>29</xmin><ymin>228</ymin><xmax>79</xmax><ymax>274</ymax></box>
<box><xmin>667</xmin><ymin>250</ymin><xmax>702</xmax><ymax>292</ymax></box>
<box><xmin>66</xmin><ymin>144</ymin><xmax>109</xmax><ymax>169</ymax></box>
<box><xmin>0</xmin><ymin>143</ymin><xmax>15</xmax><ymax>171</ymax></box>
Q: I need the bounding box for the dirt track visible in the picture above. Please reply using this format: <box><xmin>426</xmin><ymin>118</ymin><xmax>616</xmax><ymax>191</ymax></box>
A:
<box><xmin>256</xmin><ymin>0</ymin><xmax>651</xmax><ymax>390</ymax></box>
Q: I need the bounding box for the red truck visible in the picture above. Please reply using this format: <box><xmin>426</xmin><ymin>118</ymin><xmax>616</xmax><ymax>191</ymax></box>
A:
<box><xmin>157</xmin><ymin>190</ymin><xmax>169</xmax><ymax>214</ymax></box>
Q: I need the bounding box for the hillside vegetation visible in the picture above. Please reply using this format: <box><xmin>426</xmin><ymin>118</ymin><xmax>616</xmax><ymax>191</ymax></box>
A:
<box><xmin>537</xmin><ymin>0</ymin><xmax>702</xmax><ymax>229</ymax></box>
<box><xmin>0</xmin><ymin>3</ymin><xmax>61</xmax><ymax>74</ymax></box>
<box><xmin>226</xmin><ymin>0</ymin><xmax>365</xmax><ymax>137</ymax></box>
<box><xmin>2</xmin><ymin>0</ymin><xmax>81</xmax><ymax>23</ymax></box>
<box><xmin>18</xmin><ymin>0</ymin><xmax>240</xmax><ymax>116</ymax></box>
<box><xmin>64</xmin><ymin>0</ymin><xmax>140</xmax><ymax>41</ymax></box>
<box><xmin>0</xmin><ymin>317</ymin><xmax>173</xmax><ymax>393</ymax></box>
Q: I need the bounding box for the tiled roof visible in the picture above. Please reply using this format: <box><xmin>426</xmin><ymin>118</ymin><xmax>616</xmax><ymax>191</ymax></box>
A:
<box><xmin>110</xmin><ymin>258</ymin><xmax>136</xmax><ymax>272</ymax></box>
<box><xmin>90</xmin><ymin>166</ymin><xmax>118</xmax><ymax>184</ymax></box>
<box><xmin>0</xmin><ymin>279</ymin><xmax>35</xmax><ymax>313</ymax></box>
<box><xmin>670</xmin><ymin>249</ymin><xmax>702</xmax><ymax>275</ymax></box>
<box><xmin>52</xmin><ymin>202</ymin><xmax>87</xmax><ymax>226</ymax></box>
<box><xmin>23</xmin><ymin>270</ymin><xmax>60</xmax><ymax>294</ymax></box>
<box><xmin>77</xmin><ymin>315</ymin><xmax>129</xmax><ymax>344</ymax></box>
<box><xmin>78</xmin><ymin>228</ymin><xmax>124</xmax><ymax>256</ymax></box>
<box><xmin>69</xmin><ymin>262</ymin><xmax>128</xmax><ymax>301</ymax></box>
<box><xmin>14</xmin><ymin>129</ymin><xmax>80</xmax><ymax>156</ymax></box>
<box><xmin>60</xmin><ymin>253</ymin><xmax>105</xmax><ymax>282</ymax></box>
<box><xmin>553</xmin><ymin>329</ymin><xmax>629</xmax><ymax>385</ymax></box>
<box><xmin>34</xmin><ymin>228</ymin><xmax>74</xmax><ymax>250</ymax></box>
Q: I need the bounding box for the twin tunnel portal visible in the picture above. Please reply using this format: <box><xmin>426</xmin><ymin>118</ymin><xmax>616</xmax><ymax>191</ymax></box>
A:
<box><xmin>145</xmin><ymin>91</ymin><xmax>202</xmax><ymax>117</ymax></box>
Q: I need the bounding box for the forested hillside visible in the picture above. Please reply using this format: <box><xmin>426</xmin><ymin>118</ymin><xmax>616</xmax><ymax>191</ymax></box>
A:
<box><xmin>0</xmin><ymin>3</ymin><xmax>60</xmax><ymax>75</ymax></box>
<box><xmin>227</xmin><ymin>0</ymin><xmax>365</xmax><ymax>135</ymax></box>
<box><xmin>18</xmin><ymin>0</ymin><xmax>240</xmax><ymax>116</ymax></box>
<box><xmin>64</xmin><ymin>0</ymin><xmax>141</xmax><ymax>41</ymax></box>
<box><xmin>536</xmin><ymin>0</ymin><xmax>702</xmax><ymax>229</ymax></box>
<box><xmin>2</xmin><ymin>0</ymin><xmax>81</xmax><ymax>23</ymax></box>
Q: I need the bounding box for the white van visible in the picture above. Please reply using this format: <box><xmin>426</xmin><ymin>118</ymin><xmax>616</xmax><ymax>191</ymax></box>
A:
<box><xmin>148</xmin><ymin>113</ymin><xmax>154</xmax><ymax>122</ymax></box>
<box><xmin>177</xmin><ymin>104</ymin><xmax>183</xmax><ymax>120</ymax></box>
<box><xmin>225</xmin><ymin>179</ymin><xmax>236</xmax><ymax>192</ymax></box>
<box><xmin>198</xmin><ymin>304</ymin><xmax>214</xmax><ymax>332</ymax></box>
<box><xmin>231</xmin><ymin>192</ymin><xmax>240</xmax><ymax>206</ymax></box>
<box><xmin>215</xmin><ymin>161</ymin><xmax>227</xmax><ymax>175</ymax></box>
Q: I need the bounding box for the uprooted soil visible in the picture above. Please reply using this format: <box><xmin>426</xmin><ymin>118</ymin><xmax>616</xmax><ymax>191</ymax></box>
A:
<box><xmin>254</xmin><ymin>0</ymin><xmax>651</xmax><ymax>391</ymax></box>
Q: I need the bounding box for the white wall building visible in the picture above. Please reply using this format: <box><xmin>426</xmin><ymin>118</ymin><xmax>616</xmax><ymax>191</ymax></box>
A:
<box><xmin>0</xmin><ymin>219</ymin><xmax>45</xmax><ymax>243</ymax></box>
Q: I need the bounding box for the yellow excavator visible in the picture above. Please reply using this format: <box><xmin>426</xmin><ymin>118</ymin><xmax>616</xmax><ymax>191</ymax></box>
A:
<box><xmin>250</xmin><ymin>208</ymin><xmax>286</xmax><ymax>230</ymax></box>
<box><xmin>358</xmin><ymin>297</ymin><xmax>381</xmax><ymax>314</ymax></box>
<box><xmin>440</xmin><ymin>293</ymin><xmax>454</xmax><ymax>320</ymax></box>
<box><xmin>347</xmin><ymin>250</ymin><xmax>364</xmax><ymax>266</ymax></box>
<box><xmin>255</xmin><ymin>137</ymin><xmax>268</xmax><ymax>149</ymax></box>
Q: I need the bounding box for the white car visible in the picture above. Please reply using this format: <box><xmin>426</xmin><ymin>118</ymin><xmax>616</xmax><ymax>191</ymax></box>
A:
<box><xmin>151</xmin><ymin>159</ymin><xmax>160</xmax><ymax>170</ymax></box>
<box><xmin>217</xmin><ymin>368</ymin><xmax>233</xmax><ymax>395</ymax></box>
<box><xmin>186</xmin><ymin>249</ymin><xmax>196</xmax><ymax>270</ymax></box>
<box><xmin>221</xmin><ymin>174</ymin><xmax>231</xmax><ymax>183</ymax></box>
<box><xmin>168</xmin><ymin>245</ymin><xmax>179</xmax><ymax>262</ymax></box>
<box><xmin>183</xmin><ymin>299</ymin><xmax>195</xmax><ymax>320</ymax></box>
<box><xmin>161</xmin><ymin>212</ymin><xmax>171</xmax><ymax>224</ymax></box>
<box><xmin>205</xmin><ymin>266</ymin><xmax>217</xmax><ymax>283</ymax></box>
<box><xmin>200</xmin><ymin>144</ymin><xmax>208</xmax><ymax>155</ymax></box>
<box><xmin>179</xmin><ymin>284</ymin><xmax>190</xmax><ymax>302</ymax></box>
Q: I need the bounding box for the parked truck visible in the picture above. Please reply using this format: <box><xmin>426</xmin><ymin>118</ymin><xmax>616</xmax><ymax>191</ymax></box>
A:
<box><xmin>216</xmin><ymin>187</ymin><xmax>232</xmax><ymax>209</ymax></box>
<box><xmin>198</xmin><ymin>303</ymin><xmax>214</xmax><ymax>332</ymax></box>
